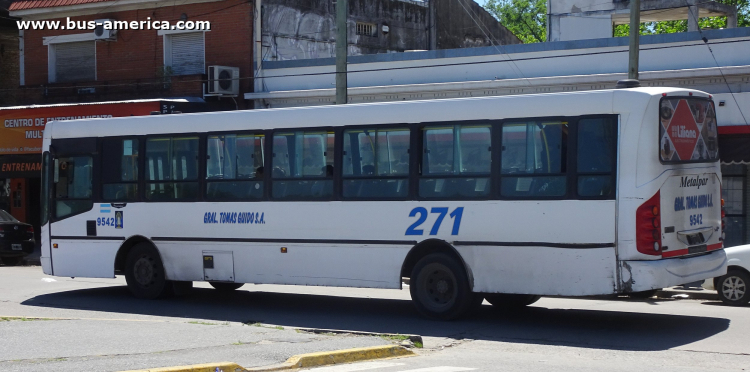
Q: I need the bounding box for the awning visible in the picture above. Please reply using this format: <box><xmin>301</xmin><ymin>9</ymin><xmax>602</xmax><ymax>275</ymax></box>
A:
<box><xmin>719</xmin><ymin>134</ymin><xmax>750</xmax><ymax>165</ymax></box>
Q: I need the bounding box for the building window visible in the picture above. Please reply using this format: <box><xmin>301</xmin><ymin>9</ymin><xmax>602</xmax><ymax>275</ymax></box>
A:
<box><xmin>722</xmin><ymin>175</ymin><xmax>745</xmax><ymax>247</ymax></box>
<box><xmin>49</xmin><ymin>41</ymin><xmax>96</xmax><ymax>83</ymax></box>
<box><xmin>356</xmin><ymin>22</ymin><xmax>376</xmax><ymax>37</ymax></box>
<box><xmin>164</xmin><ymin>32</ymin><xmax>205</xmax><ymax>75</ymax></box>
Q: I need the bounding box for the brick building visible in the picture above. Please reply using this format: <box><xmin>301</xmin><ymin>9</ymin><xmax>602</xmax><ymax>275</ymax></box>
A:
<box><xmin>0</xmin><ymin>0</ymin><xmax>20</xmax><ymax>106</ymax></box>
<box><xmin>9</xmin><ymin>0</ymin><xmax>254</xmax><ymax>109</ymax></box>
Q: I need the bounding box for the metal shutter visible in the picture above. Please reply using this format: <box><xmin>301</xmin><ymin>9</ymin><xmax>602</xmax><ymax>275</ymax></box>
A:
<box><xmin>169</xmin><ymin>32</ymin><xmax>204</xmax><ymax>75</ymax></box>
<box><xmin>55</xmin><ymin>41</ymin><xmax>95</xmax><ymax>83</ymax></box>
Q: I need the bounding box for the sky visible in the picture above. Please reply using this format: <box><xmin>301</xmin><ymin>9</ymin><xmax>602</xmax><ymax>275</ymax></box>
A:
<box><xmin>474</xmin><ymin>0</ymin><xmax>488</xmax><ymax>6</ymax></box>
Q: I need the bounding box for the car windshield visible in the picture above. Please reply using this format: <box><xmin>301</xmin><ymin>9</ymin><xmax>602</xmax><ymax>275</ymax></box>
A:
<box><xmin>0</xmin><ymin>210</ymin><xmax>18</xmax><ymax>222</ymax></box>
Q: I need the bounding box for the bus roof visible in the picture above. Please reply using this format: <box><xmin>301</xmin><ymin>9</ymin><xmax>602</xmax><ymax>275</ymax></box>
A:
<box><xmin>44</xmin><ymin>87</ymin><xmax>710</xmax><ymax>140</ymax></box>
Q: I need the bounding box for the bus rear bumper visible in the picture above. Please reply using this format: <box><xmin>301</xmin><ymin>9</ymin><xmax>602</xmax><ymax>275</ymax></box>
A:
<box><xmin>621</xmin><ymin>249</ymin><xmax>727</xmax><ymax>292</ymax></box>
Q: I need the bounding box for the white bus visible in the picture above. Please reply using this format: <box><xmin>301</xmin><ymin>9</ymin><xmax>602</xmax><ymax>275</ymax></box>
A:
<box><xmin>40</xmin><ymin>87</ymin><xmax>726</xmax><ymax>320</ymax></box>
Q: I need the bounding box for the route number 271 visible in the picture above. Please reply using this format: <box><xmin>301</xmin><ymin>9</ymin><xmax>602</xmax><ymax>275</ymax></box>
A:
<box><xmin>405</xmin><ymin>207</ymin><xmax>464</xmax><ymax>236</ymax></box>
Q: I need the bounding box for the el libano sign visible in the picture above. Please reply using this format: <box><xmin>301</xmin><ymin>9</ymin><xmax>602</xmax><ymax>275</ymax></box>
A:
<box><xmin>659</xmin><ymin>97</ymin><xmax>719</xmax><ymax>163</ymax></box>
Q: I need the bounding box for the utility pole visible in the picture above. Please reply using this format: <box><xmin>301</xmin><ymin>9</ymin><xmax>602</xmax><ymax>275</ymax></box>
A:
<box><xmin>335</xmin><ymin>0</ymin><xmax>347</xmax><ymax>104</ymax></box>
<box><xmin>628</xmin><ymin>0</ymin><xmax>641</xmax><ymax>80</ymax></box>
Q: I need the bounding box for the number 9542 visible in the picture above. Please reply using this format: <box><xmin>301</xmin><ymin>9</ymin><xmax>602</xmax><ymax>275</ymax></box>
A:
<box><xmin>689</xmin><ymin>214</ymin><xmax>703</xmax><ymax>226</ymax></box>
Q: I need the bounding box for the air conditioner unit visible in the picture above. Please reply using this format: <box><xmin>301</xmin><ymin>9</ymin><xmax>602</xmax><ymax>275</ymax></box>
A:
<box><xmin>94</xmin><ymin>19</ymin><xmax>117</xmax><ymax>40</ymax></box>
<box><xmin>207</xmin><ymin>66</ymin><xmax>240</xmax><ymax>95</ymax></box>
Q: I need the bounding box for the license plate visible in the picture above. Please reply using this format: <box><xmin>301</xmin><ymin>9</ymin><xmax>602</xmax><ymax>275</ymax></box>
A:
<box><xmin>688</xmin><ymin>244</ymin><xmax>707</xmax><ymax>254</ymax></box>
<box><xmin>11</xmin><ymin>244</ymin><xmax>22</xmax><ymax>251</ymax></box>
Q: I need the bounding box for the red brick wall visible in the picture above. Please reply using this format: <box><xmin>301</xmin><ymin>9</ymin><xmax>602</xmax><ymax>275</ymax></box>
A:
<box><xmin>21</xmin><ymin>0</ymin><xmax>253</xmax><ymax>107</ymax></box>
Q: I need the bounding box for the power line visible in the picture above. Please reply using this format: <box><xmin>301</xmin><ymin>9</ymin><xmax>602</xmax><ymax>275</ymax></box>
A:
<box><xmin>696</xmin><ymin>30</ymin><xmax>750</xmax><ymax>126</ymax></box>
<box><xmin>454</xmin><ymin>0</ymin><xmax>531</xmax><ymax>85</ymax></box>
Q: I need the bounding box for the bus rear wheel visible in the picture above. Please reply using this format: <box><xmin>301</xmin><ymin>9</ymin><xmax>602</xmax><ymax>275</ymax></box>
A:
<box><xmin>209</xmin><ymin>282</ymin><xmax>244</xmax><ymax>292</ymax></box>
<box><xmin>125</xmin><ymin>243</ymin><xmax>171</xmax><ymax>299</ymax></box>
<box><xmin>484</xmin><ymin>294</ymin><xmax>541</xmax><ymax>310</ymax></box>
<box><xmin>410</xmin><ymin>253</ymin><xmax>476</xmax><ymax>320</ymax></box>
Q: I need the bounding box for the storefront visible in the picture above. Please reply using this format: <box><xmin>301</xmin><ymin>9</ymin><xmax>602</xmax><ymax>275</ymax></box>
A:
<box><xmin>719</xmin><ymin>128</ymin><xmax>750</xmax><ymax>248</ymax></box>
<box><xmin>0</xmin><ymin>99</ymin><xmax>206</xmax><ymax>237</ymax></box>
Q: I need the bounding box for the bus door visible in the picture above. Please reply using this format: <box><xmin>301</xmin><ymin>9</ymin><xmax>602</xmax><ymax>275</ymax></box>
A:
<box><xmin>45</xmin><ymin>139</ymin><xmax>96</xmax><ymax>274</ymax></box>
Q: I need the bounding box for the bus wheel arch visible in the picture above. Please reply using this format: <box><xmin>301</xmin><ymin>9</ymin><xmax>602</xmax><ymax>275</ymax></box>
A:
<box><xmin>115</xmin><ymin>236</ymin><xmax>157</xmax><ymax>275</ymax></box>
<box><xmin>402</xmin><ymin>240</ymin><xmax>480</xmax><ymax>320</ymax></box>
<box><xmin>401</xmin><ymin>239</ymin><xmax>474</xmax><ymax>287</ymax></box>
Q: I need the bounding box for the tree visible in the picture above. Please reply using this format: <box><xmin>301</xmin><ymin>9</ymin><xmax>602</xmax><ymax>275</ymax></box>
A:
<box><xmin>612</xmin><ymin>0</ymin><xmax>748</xmax><ymax>37</ymax></box>
<box><xmin>484</xmin><ymin>0</ymin><xmax>547</xmax><ymax>43</ymax></box>
<box><xmin>485</xmin><ymin>0</ymin><xmax>749</xmax><ymax>43</ymax></box>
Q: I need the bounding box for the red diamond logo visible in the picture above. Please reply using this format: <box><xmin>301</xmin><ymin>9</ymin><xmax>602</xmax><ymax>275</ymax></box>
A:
<box><xmin>665</xmin><ymin>99</ymin><xmax>700</xmax><ymax>161</ymax></box>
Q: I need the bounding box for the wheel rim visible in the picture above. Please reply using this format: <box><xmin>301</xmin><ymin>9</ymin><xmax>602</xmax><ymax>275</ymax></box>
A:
<box><xmin>722</xmin><ymin>275</ymin><xmax>746</xmax><ymax>301</ymax></box>
<box><xmin>417</xmin><ymin>263</ymin><xmax>457</xmax><ymax>310</ymax></box>
<box><xmin>133</xmin><ymin>255</ymin><xmax>157</xmax><ymax>287</ymax></box>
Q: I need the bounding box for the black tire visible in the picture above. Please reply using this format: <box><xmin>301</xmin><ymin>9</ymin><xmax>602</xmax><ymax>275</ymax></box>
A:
<box><xmin>716</xmin><ymin>269</ymin><xmax>750</xmax><ymax>306</ymax></box>
<box><xmin>628</xmin><ymin>289</ymin><xmax>659</xmax><ymax>299</ymax></box>
<box><xmin>484</xmin><ymin>293</ymin><xmax>541</xmax><ymax>311</ymax></box>
<box><xmin>124</xmin><ymin>243</ymin><xmax>172</xmax><ymax>299</ymax></box>
<box><xmin>410</xmin><ymin>253</ymin><xmax>476</xmax><ymax>320</ymax></box>
<box><xmin>1</xmin><ymin>257</ymin><xmax>22</xmax><ymax>266</ymax></box>
<box><xmin>209</xmin><ymin>282</ymin><xmax>244</xmax><ymax>291</ymax></box>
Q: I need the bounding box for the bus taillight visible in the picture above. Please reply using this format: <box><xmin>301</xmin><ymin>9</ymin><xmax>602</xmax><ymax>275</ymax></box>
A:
<box><xmin>636</xmin><ymin>191</ymin><xmax>662</xmax><ymax>256</ymax></box>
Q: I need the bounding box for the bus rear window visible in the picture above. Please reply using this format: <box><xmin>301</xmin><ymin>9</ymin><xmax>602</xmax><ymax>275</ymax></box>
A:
<box><xmin>659</xmin><ymin>97</ymin><xmax>718</xmax><ymax>163</ymax></box>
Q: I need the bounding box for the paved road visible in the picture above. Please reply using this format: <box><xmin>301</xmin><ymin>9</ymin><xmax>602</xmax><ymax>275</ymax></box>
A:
<box><xmin>1</xmin><ymin>265</ymin><xmax>749</xmax><ymax>372</ymax></box>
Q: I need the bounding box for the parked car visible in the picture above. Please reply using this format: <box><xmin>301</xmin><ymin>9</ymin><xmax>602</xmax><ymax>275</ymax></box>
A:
<box><xmin>704</xmin><ymin>244</ymin><xmax>750</xmax><ymax>306</ymax></box>
<box><xmin>0</xmin><ymin>209</ymin><xmax>35</xmax><ymax>266</ymax></box>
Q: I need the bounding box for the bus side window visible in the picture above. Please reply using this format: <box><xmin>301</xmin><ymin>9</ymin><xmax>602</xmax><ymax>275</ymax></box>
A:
<box><xmin>419</xmin><ymin>124</ymin><xmax>491</xmax><ymax>199</ymax></box>
<box><xmin>205</xmin><ymin>133</ymin><xmax>265</xmax><ymax>201</ymax></box>
<box><xmin>577</xmin><ymin>118</ymin><xmax>616</xmax><ymax>198</ymax></box>
<box><xmin>145</xmin><ymin>137</ymin><xmax>199</xmax><ymax>201</ymax></box>
<box><xmin>101</xmin><ymin>138</ymin><xmax>139</xmax><ymax>201</ymax></box>
<box><xmin>271</xmin><ymin>131</ymin><xmax>334</xmax><ymax>200</ymax></box>
<box><xmin>500</xmin><ymin>121</ymin><xmax>567</xmax><ymax>198</ymax></box>
<box><xmin>342</xmin><ymin>128</ymin><xmax>410</xmax><ymax>199</ymax></box>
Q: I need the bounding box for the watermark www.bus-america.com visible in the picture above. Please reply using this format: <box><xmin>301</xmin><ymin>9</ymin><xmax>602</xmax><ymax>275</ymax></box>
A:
<box><xmin>17</xmin><ymin>18</ymin><xmax>211</xmax><ymax>31</ymax></box>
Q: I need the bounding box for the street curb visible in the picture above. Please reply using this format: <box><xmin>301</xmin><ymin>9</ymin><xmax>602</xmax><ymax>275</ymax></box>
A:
<box><xmin>119</xmin><ymin>362</ymin><xmax>245</xmax><ymax>372</ymax></box>
<box><xmin>295</xmin><ymin>327</ymin><xmax>423</xmax><ymax>346</ymax></box>
<box><xmin>119</xmin><ymin>345</ymin><xmax>415</xmax><ymax>372</ymax></box>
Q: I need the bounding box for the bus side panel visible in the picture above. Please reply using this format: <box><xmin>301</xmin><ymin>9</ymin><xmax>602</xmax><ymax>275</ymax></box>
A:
<box><xmin>159</xmin><ymin>242</ymin><xmax>408</xmax><ymax>289</ymax></box>
<box><xmin>462</xmin><ymin>246</ymin><xmax>617</xmax><ymax>296</ymax></box>
<box><xmin>49</xmin><ymin>238</ymin><xmax>119</xmax><ymax>278</ymax></box>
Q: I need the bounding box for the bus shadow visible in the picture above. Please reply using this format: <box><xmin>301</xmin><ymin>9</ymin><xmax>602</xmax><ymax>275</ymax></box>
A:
<box><xmin>22</xmin><ymin>286</ymin><xmax>729</xmax><ymax>352</ymax></box>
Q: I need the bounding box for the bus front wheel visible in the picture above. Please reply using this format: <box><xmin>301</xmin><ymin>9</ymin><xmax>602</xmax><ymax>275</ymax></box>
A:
<box><xmin>125</xmin><ymin>243</ymin><xmax>172</xmax><ymax>299</ymax></box>
<box><xmin>410</xmin><ymin>253</ymin><xmax>476</xmax><ymax>320</ymax></box>
<box><xmin>209</xmin><ymin>282</ymin><xmax>244</xmax><ymax>291</ymax></box>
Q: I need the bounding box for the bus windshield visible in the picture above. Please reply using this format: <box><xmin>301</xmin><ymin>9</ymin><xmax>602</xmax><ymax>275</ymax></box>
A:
<box><xmin>659</xmin><ymin>97</ymin><xmax>719</xmax><ymax>163</ymax></box>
